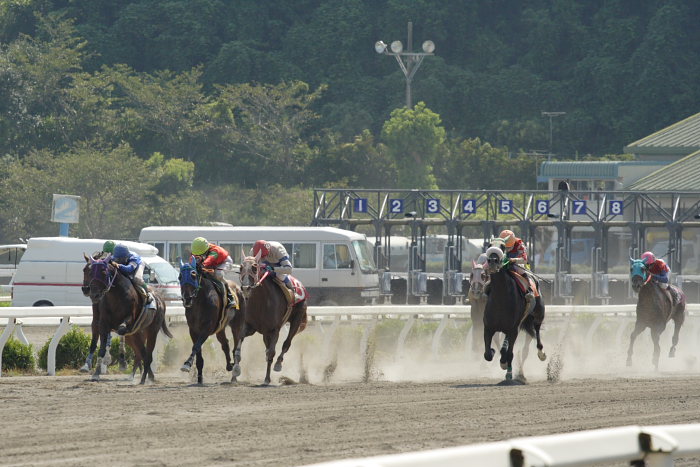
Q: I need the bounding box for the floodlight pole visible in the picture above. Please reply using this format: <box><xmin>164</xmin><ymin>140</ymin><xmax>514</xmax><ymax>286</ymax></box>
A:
<box><xmin>376</xmin><ymin>22</ymin><xmax>435</xmax><ymax>109</ymax></box>
<box><xmin>541</xmin><ymin>111</ymin><xmax>566</xmax><ymax>159</ymax></box>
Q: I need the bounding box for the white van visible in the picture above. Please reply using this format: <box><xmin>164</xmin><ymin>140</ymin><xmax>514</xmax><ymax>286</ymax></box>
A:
<box><xmin>11</xmin><ymin>237</ymin><xmax>181</xmax><ymax>306</ymax></box>
<box><xmin>139</xmin><ymin>226</ymin><xmax>380</xmax><ymax>305</ymax></box>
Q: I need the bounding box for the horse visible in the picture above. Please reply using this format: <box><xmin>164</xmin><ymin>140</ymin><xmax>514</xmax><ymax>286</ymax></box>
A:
<box><xmin>82</xmin><ymin>255</ymin><xmax>172</xmax><ymax>384</ymax></box>
<box><xmin>178</xmin><ymin>257</ymin><xmax>244</xmax><ymax>384</ymax></box>
<box><xmin>483</xmin><ymin>246</ymin><xmax>546</xmax><ymax>381</ymax></box>
<box><xmin>626</xmin><ymin>258</ymin><xmax>686</xmax><ymax>370</ymax></box>
<box><xmin>234</xmin><ymin>250</ymin><xmax>308</xmax><ymax>385</ymax></box>
<box><xmin>467</xmin><ymin>254</ymin><xmax>489</xmax><ymax>353</ymax></box>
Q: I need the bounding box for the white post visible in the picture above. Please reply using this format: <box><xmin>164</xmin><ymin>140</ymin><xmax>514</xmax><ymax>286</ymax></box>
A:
<box><xmin>47</xmin><ymin>317</ymin><xmax>71</xmax><ymax>376</ymax></box>
<box><xmin>0</xmin><ymin>318</ymin><xmax>18</xmax><ymax>377</ymax></box>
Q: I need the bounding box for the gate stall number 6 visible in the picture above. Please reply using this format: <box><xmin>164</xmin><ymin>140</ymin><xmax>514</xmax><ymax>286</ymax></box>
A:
<box><xmin>536</xmin><ymin>200</ymin><xmax>549</xmax><ymax>215</ymax></box>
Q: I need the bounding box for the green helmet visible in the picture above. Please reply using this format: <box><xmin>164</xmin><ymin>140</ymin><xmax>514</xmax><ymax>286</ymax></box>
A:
<box><xmin>103</xmin><ymin>240</ymin><xmax>115</xmax><ymax>253</ymax></box>
<box><xmin>191</xmin><ymin>237</ymin><xmax>209</xmax><ymax>256</ymax></box>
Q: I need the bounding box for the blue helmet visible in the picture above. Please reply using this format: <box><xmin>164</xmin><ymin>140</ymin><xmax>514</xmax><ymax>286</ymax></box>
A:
<box><xmin>113</xmin><ymin>244</ymin><xmax>129</xmax><ymax>261</ymax></box>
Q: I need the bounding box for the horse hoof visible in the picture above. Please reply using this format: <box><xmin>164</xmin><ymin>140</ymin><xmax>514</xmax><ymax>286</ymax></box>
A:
<box><xmin>226</xmin><ymin>363</ymin><xmax>233</xmax><ymax>372</ymax></box>
<box><xmin>505</xmin><ymin>372</ymin><xmax>513</xmax><ymax>381</ymax></box>
<box><xmin>91</xmin><ymin>374</ymin><xmax>100</xmax><ymax>382</ymax></box>
<box><xmin>79</xmin><ymin>364</ymin><xmax>90</xmax><ymax>373</ymax></box>
<box><xmin>180</xmin><ymin>363</ymin><xmax>191</xmax><ymax>373</ymax></box>
<box><xmin>500</xmin><ymin>361</ymin><xmax>508</xmax><ymax>370</ymax></box>
<box><xmin>273</xmin><ymin>362</ymin><xmax>282</xmax><ymax>372</ymax></box>
<box><xmin>484</xmin><ymin>349</ymin><xmax>495</xmax><ymax>361</ymax></box>
<box><xmin>538</xmin><ymin>351</ymin><xmax>547</xmax><ymax>361</ymax></box>
<box><xmin>232</xmin><ymin>364</ymin><xmax>241</xmax><ymax>377</ymax></box>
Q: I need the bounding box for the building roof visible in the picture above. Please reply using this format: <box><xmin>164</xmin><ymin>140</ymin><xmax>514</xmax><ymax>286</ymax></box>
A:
<box><xmin>627</xmin><ymin>150</ymin><xmax>700</xmax><ymax>191</ymax></box>
<box><xmin>624</xmin><ymin>112</ymin><xmax>700</xmax><ymax>156</ymax></box>
<box><xmin>537</xmin><ymin>160</ymin><xmax>664</xmax><ymax>182</ymax></box>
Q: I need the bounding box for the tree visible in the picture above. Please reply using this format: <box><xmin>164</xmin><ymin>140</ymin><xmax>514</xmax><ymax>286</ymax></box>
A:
<box><xmin>381</xmin><ymin>102</ymin><xmax>445</xmax><ymax>189</ymax></box>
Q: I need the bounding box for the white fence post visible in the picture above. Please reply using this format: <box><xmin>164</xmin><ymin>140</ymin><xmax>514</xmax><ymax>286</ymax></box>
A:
<box><xmin>47</xmin><ymin>317</ymin><xmax>71</xmax><ymax>376</ymax></box>
<box><xmin>0</xmin><ymin>318</ymin><xmax>18</xmax><ymax>377</ymax></box>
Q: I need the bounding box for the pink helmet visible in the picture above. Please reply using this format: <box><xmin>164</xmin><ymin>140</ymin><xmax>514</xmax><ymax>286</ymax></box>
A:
<box><xmin>641</xmin><ymin>251</ymin><xmax>656</xmax><ymax>265</ymax></box>
<box><xmin>252</xmin><ymin>240</ymin><xmax>270</xmax><ymax>258</ymax></box>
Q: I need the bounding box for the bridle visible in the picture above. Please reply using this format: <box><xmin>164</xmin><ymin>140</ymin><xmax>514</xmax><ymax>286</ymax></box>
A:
<box><xmin>179</xmin><ymin>261</ymin><xmax>202</xmax><ymax>306</ymax></box>
<box><xmin>469</xmin><ymin>262</ymin><xmax>489</xmax><ymax>296</ymax></box>
<box><xmin>84</xmin><ymin>258</ymin><xmax>117</xmax><ymax>303</ymax></box>
<box><xmin>239</xmin><ymin>255</ymin><xmax>268</xmax><ymax>299</ymax></box>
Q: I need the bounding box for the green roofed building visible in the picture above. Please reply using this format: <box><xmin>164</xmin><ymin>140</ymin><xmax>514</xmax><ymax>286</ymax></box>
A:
<box><xmin>538</xmin><ymin>112</ymin><xmax>700</xmax><ymax>191</ymax></box>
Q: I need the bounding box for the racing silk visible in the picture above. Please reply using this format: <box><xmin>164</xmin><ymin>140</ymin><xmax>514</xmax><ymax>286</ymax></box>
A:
<box><xmin>115</xmin><ymin>252</ymin><xmax>142</xmax><ymax>277</ymax></box>
<box><xmin>506</xmin><ymin>238</ymin><xmax>528</xmax><ymax>264</ymax></box>
<box><xmin>251</xmin><ymin>241</ymin><xmax>293</xmax><ymax>276</ymax></box>
<box><xmin>647</xmin><ymin>258</ymin><xmax>670</xmax><ymax>283</ymax></box>
<box><xmin>201</xmin><ymin>243</ymin><xmax>230</xmax><ymax>269</ymax></box>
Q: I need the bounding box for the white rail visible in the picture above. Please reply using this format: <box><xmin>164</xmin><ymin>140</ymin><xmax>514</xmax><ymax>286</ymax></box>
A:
<box><xmin>303</xmin><ymin>424</ymin><xmax>700</xmax><ymax>467</ymax></box>
<box><xmin>2</xmin><ymin>304</ymin><xmax>700</xmax><ymax>377</ymax></box>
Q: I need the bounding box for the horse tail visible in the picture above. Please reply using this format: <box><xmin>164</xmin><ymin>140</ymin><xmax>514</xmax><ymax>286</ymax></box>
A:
<box><xmin>161</xmin><ymin>317</ymin><xmax>174</xmax><ymax>339</ymax></box>
<box><xmin>519</xmin><ymin>314</ymin><xmax>536</xmax><ymax>338</ymax></box>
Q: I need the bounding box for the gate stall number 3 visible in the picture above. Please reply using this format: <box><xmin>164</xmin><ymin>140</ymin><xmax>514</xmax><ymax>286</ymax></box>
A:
<box><xmin>426</xmin><ymin>199</ymin><xmax>440</xmax><ymax>214</ymax></box>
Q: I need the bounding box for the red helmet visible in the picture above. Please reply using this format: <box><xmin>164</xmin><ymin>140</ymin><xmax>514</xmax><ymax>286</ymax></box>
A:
<box><xmin>252</xmin><ymin>240</ymin><xmax>270</xmax><ymax>258</ymax></box>
<box><xmin>641</xmin><ymin>251</ymin><xmax>656</xmax><ymax>265</ymax></box>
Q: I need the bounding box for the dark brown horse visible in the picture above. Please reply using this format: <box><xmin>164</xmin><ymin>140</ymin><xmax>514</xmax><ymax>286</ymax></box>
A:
<box><xmin>234</xmin><ymin>251</ymin><xmax>308</xmax><ymax>385</ymax></box>
<box><xmin>483</xmin><ymin>246</ymin><xmax>546</xmax><ymax>381</ymax></box>
<box><xmin>178</xmin><ymin>257</ymin><xmax>244</xmax><ymax>384</ymax></box>
<box><xmin>627</xmin><ymin>258</ymin><xmax>686</xmax><ymax>370</ymax></box>
<box><xmin>82</xmin><ymin>255</ymin><xmax>172</xmax><ymax>384</ymax></box>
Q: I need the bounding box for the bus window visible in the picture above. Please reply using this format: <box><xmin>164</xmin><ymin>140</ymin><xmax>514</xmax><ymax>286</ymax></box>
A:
<box><xmin>168</xmin><ymin>242</ymin><xmax>192</xmax><ymax>264</ymax></box>
<box><xmin>0</xmin><ymin>246</ymin><xmax>25</xmax><ymax>267</ymax></box>
<box><xmin>149</xmin><ymin>242</ymin><xmax>165</xmax><ymax>259</ymax></box>
<box><xmin>351</xmin><ymin>240</ymin><xmax>377</xmax><ymax>273</ymax></box>
<box><xmin>291</xmin><ymin>243</ymin><xmax>315</xmax><ymax>269</ymax></box>
<box><xmin>323</xmin><ymin>244</ymin><xmax>352</xmax><ymax>269</ymax></box>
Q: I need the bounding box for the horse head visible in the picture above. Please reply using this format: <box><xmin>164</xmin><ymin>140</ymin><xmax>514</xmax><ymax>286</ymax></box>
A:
<box><xmin>179</xmin><ymin>256</ymin><xmax>200</xmax><ymax>307</ymax></box>
<box><xmin>630</xmin><ymin>257</ymin><xmax>648</xmax><ymax>293</ymax></box>
<box><xmin>485</xmin><ymin>246</ymin><xmax>505</xmax><ymax>274</ymax></box>
<box><xmin>239</xmin><ymin>249</ymin><xmax>264</xmax><ymax>299</ymax></box>
<box><xmin>82</xmin><ymin>254</ymin><xmax>116</xmax><ymax>304</ymax></box>
<box><xmin>469</xmin><ymin>257</ymin><xmax>489</xmax><ymax>298</ymax></box>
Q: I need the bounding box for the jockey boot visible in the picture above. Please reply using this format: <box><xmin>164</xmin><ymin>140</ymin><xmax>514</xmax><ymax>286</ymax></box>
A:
<box><xmin>223</xmin><ymin>281</ymin><xmax>235</xmax><ymax>309</ymax></box>
<box><xmin>117</xmin><ymin>318</ymin><xmax>132</xmax><ymax>336</ymax></box>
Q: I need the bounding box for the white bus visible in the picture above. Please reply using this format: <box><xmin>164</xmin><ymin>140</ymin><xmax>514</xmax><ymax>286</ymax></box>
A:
<box><xmin>11</xmin><ymin>237</ymin><xmax>181</xmax><ymax>306</ymax></box>
<box><xmin>139</xmin><ymin>226</ymin><xmax>380</xmax><ymax>305</ymax></box>
<box><xmin>368</xmin><ymin>235</ymin><xmax>484</xmax><ymax>273</ymax></box>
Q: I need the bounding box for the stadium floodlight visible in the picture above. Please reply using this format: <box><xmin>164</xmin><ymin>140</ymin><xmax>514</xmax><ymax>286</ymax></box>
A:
<box><xmin>375</xmin><ymin>21</ymin><xmax>435</xmax><ymax>109</ymax></box>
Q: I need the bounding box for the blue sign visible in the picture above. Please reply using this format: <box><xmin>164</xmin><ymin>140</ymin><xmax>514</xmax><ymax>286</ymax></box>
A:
<box><xmin>572</xmin><ymin>200</ymin><xmax>587</xmax><ymax>215</ymax></box>
<box><xmin>462</xmin><ymin>199</ymin><xmax>477</xmax><ymax>214</ymax></box>
<box><xmin>426</xmin><ymin>198</ymin><xmax>440</xmax><ymax>214</ymax></box>
<box><xmin>51</xmin><ymin>194</ymin><xmax>80</xmax><ymax>223</ymax></box>
<box><xmin>535</xmin><ymin>200</ymin><xmax>549</xmax><ymax>215</ymax></box>
<box><xmin>354</xmin><ymin>198</ymin><xmax>368</xmax><ymax>213</ymax></box>
<box><xmin>609</xmin><ymin>200</ymin><xmax>624</xmax><ymax>216</ymax></box>
<box><xmin>389</xmin><ymin>199</ymin><xmax>403</xmax><ymax>214</ymax></box>
<box><xmin>499</xmin><ymin>199</ymin><xmax>513</xmax><ymax>214</ymax></box>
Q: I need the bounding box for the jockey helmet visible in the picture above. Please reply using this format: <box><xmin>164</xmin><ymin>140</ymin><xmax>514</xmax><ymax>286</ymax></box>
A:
<box><xmin>102</xmin><ymin>240</ymin><xmax>115</xmax><ymax>253</ymax></box>
<box><xmin>191</xmin><ymin>237</ymin><xmax>209</xmax><ymax>256</ymax></box>
<box><xmin>499</xmin><ymin>229</ymin><xmax>516</xmax><ymax>249</ymax></box>
<box><xmin>252</xmin><ymin>240</ymin><xmax>270</xmax><ymax>258</ymax></box>
<box><xmin>641</xmin><ymin>251</ymin><xmax>656</xmax><ymax>265</ymax></box>
<box><xmin>112</xmin><ymin>244</ymin><xmax>129</xmax><ymax>261</ymax></box>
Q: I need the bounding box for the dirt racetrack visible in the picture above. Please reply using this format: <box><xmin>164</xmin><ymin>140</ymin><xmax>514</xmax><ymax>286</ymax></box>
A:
<box><xmin>2</xmin><ymin>374</ymin><xmax>700</xmax><ymax>467</ymax></box>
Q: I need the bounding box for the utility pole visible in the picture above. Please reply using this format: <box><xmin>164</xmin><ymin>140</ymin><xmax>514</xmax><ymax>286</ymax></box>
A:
<box><xmin>541</xmin><ymin>111</ymin><xmax>566</xmax><ymax>159</ymax></box>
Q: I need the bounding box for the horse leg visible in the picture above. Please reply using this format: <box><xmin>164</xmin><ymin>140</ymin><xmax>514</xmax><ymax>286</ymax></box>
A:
<box><xmin>126</xmin><ymin>335</ymin><xmax>142</xmax><ymax>381</ymax></box>
<box><xmin>535</xmin><ymin>319</ymin><xmax>546</xmax><ymax>361</ymax></box>
<box><xmin>195</xmin><ymin>348</ymin><xmax>204</xmax><ymax>385</ymax></box>
<box><xmin>505</xmin><ymin>330</ymin><xmax>518</xmax><ymax>381</ymax></box>
<box><xmin>136</xmin><ymin>334</ymin><xmax>151</xmax><ymax>385</ymax></box>
<box><xmin>215</xmin><ymin>330</ymin><xmax>233</xmax><ymax>372</ymax></box>
<box><xmin>274</xmin><ymin>307</ymin><xmax>305</xmax><ymax>372</ymax></box>
<box><xmin>144</xmin><ymin>324</ymin><xmax>159</xmax><ymax>382</ymax></box>
<box><xmin>471</xmin><ymin>299</ymin><xmax>484</xmax><ymax>353</ymax></box>
<box><xmin>118</xmin><ymin>336</ymin><xmax>127</xmax><ymax>371</ymax></box>
<box><xmin>516</xmin><ymin>333</ymin><xmax>532</xmax><ymax>381</ymax></box>
<box><xmin>650</xmin><ymin>326</ymin><xmax>662</xmax><ymax>371</ymax></box>
<box><xmin>483</xmin><ymin>327</ymin><xmax>496</xmax><ymax>361</ymax></box>
<box><xmin>263</xmin><ymin>331</ymin><xmax>280</xmax><ymax>385</ymax></box>
<box><xmin>232</xmin><ymin>323</ymin><xmax>254</xmax><ymax>381</ymax></box>
<box><xmin>81</xmin><ymin>313</ymin><xmax>100</xmax><ymax>373</ymax></box>
<box><xmin>669</xmin><ymin>309</ymin><xmax>684</xmax><ymax>358</ymax></box>
<box><xmin>626</xmin><ymin>320</ymin><xmax>645</xmax><ymax>367</ymax></box>
<box><xmin>91</xmin><ymin>323</ymin><xmax>110</xmax><ymax>382</ymax></box>
<box><xmin>499</xmin><ymin>335</ymin><xmax>509</xmax><ymax>370</ymax></box>
<box><xmin>182</xmin><ymin>333</ymin><xmax>206</xmax><ymax>374</ymax></box>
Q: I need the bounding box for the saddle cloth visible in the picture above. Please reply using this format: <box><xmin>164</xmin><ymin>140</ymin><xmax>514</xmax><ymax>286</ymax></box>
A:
<box><xmin>272</xmin><ymin>275</ymin><xmax>308</xmax><ymax>305</ymax></box>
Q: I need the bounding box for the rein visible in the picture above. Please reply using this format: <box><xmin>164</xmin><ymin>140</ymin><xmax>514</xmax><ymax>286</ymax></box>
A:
<box><xmin>87</xmin><ymin>260</ymin><xmax>117</xmax><ymax>301</ymax></box>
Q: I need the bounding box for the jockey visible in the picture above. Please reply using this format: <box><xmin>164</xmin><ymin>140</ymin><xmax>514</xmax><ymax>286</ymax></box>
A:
<box><xmin>641</xmin><ymin>251</ymin><xmax>679</xmax><ymax>304</ymax></box>
<box><xmin>190</xmin><ymin>237</ymin><xmax>235</xmax><ymax>307</ymax></box>
<box><xmin>250</xmin><ymin>240</ymin><xmax>294</xmax><ymax>290</ymax></box>
<box><xmin>498</xmin><ymin>229</ymin><xmax>538</xmax><ymax>310</ymax></box>
<box><xmin>111</xmin><ymin>244</ymin><xmax>156</xmax><ymax>335</ymax></box>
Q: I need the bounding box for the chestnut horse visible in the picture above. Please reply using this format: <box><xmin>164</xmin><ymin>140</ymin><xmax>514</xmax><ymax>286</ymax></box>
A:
<box><xmin>234</xmin><ymin>251</ymin><xmax>308</xmax><ymax>385</ymax></box>
<box><xmin>178</xmin><ymin>257</ymin><xmax>244</xmax><ymax>384</ymax></box>
<box><xmin>82</xmin><ymin>256</ymin><xmax>172</xmax><ymax>384</ymax></box>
